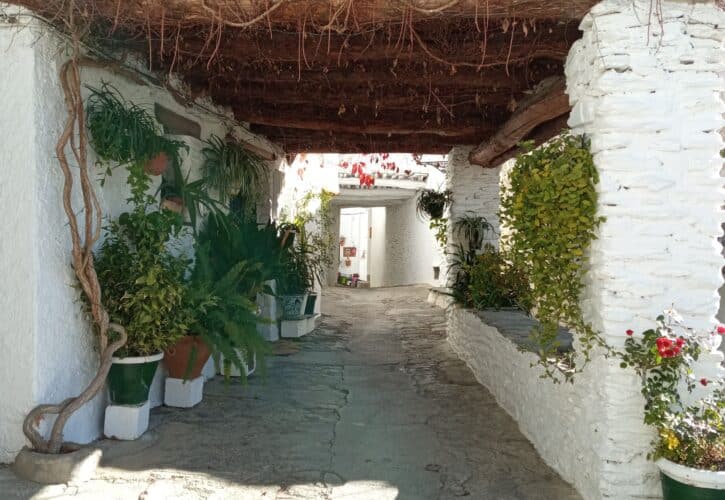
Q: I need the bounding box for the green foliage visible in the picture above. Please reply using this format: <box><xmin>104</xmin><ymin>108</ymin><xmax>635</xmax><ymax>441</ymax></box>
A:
<box><xmin>416</xmin><ymin>188</ymin><xmax>452</xmax><ymax>220</ymax></box>
<box><xmin>468</xmin><ymin>244</ymin><xmax>530</xmax><ymax>311</ymax></box>
<box><xmin>618</xmin><ymin>312</ymin><xmax>724</xmax><ymax>470</ymax></box>
<box><xmin>277</xmin><ymin>242</ymin><xmax>315</xmax><ymax>295</ymax></box>
<box><xmin>281</xmin><ymin>189</ymin><xmax>337</xmax><ymax>290</ymax></box>
<box><xmin>202</xmin><ymin>135</ymin><xmax>267</xmax><ymax>209</ymax></box>
<box><xmin>159</xmin><ymin>159</ymin><xmax>223</xmax><ymax>233</ymax></box>
<box><xmin>429</xmin><ymin>218</ymin><xmax>447</xmax><ymax>250</ymax></box>
<box><xmin>86</xmin><ymin>83</ymin><xmax>185</xmax><ymax>176</ymax></box>
<box><xmin>195</xmin><ymin>211</ymin><xmax>279</xmax><ymax>295</ymax></box>
<box><xmin>447</xmin><ymin>213</ymin><xmax>495</xmax><ymax>307</ymax></box>
<box><xmin>500</xmin><ymin>133</ymin><xmax>605</xmax><ymax>378</ymax></box>
<box><xmin>452</xmin><ymin>213</ymin><xmax>494</xmax><ymax>253</ymax></box>
<box><xmin>95</xmin><ymin>195</ymin><xmax>189</xmax><ymax>357</ymax></box>
<box><xmin>187</xmin><ymin>240</ymin><xmax>269</xmax><ymax>382</ymax></box>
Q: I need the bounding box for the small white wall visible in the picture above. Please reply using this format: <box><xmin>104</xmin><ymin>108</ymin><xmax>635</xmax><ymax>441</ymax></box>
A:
<box><xmin>445</xmin><ymin>147</ymin><xmax>504</xmax><ymax>286</ymax></box>
<box><xmin>383</xmin><ymin>196</ymin><xmax>442</xmax><ymax>287</ymax></box>
<box><xmin>0</xmin><ymin>15</ymin><xmax>279</xmax><ymax>463</ymax></box>
<box><xmin>447</xmin><ymin>307</ymin><xmax>607</xmax><ymax>499</ymax></box>
<box><xmin>369</xmin><ymin>207</ymin><xmax>387</xmax><ymax>287</ymax></box>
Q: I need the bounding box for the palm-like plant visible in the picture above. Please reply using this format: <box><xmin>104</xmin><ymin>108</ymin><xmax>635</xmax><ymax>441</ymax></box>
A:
<box><xmin>202</xmin><ymin>135</ymin><xmax>267</xmax><ymax>207</ymax></box>
<box><xmin>452</xmin><ymin>213</ymin><xmax>495</xmax><ymax>252</ymax></box>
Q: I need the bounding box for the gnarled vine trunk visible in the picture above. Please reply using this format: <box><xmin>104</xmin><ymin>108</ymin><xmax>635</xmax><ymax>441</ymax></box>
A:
<box><xmin>21</xmin><ymin>16</ymin><xmax>126</xmax><ymax>455</ymax></box>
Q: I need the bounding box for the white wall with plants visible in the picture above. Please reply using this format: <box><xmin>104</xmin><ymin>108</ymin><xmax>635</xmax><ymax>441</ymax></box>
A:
<box><xmin>0</xmin><ymin>16</ymin><xmax>281</xmax><ymax>463</ymax></box>
<box><xmin>446</xmin><ymin>2</ymin><xmax>725</xmax><ymax>499</ymax></box>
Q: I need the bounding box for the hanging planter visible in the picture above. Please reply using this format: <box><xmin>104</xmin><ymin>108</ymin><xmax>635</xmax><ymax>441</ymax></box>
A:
<box><xmin>164</xmin><ymin>336</ymin><xmax>212</xmax><ymax>380</ymax></box>
<box><xmin>144</xmin><ymin>151</ymin><xmax>169</xmax><ymax>176</ymax></box>
<box><xmin>107</xmin><ymin>353</ymin><xmax>164</xmax><ymax>405</ymax></box>
<box><xmin>416</xmin><ymin>189</ymin><xmax>452</xmax><ymax>220</ymax></box>
<box><xmin>657</xmin><ymin>459</ymin><xmax>725</xmax><ymax>500</ymax></box>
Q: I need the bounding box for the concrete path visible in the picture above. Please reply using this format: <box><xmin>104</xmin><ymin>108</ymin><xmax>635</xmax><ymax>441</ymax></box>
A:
<box><xmin>1</xmin><ymin>286</ymin><xmax>579</xmax><ymax>500</ymax></box>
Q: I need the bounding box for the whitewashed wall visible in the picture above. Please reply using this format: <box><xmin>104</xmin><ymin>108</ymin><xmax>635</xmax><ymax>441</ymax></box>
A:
<box><xmin>368</xmin><ymin>207</ymin><xmax>387</xmax><ymax>287</ymax></box>
<box><xmin>445</xmin><ymin>147</ymin><xmax>504</xmax><ymax>287</ymax></box>
<box><xmin>0</xmin><ymin>15</ymin><xmax>279</xmax><ymax>463</ymax></box>
<box><xmin>448</xmin><ymin>2</ymin><xmax>725</xmax><ymax>499</ymax></box>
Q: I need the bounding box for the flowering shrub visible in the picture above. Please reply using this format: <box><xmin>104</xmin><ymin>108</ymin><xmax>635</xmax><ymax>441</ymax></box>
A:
<box><xmin>619</xmin><ymin>309</ymin><xmax>724</xmax><ymax>470</ymax></box>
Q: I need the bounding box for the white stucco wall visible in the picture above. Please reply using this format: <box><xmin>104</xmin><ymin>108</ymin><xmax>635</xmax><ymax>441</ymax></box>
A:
<box><xmin>445</xmin><ymin>147</ymin><xmax>504</xmax><ymax>286</ymax></box>
<box><xmin>0</xmin><ymin>15</ymin><xmax>279</xmax><ymax>463</ymax></box>
<box><xmin>448</xmin><ymin>2</ymin><xmax>725</xmax><ymax>500</ymax></box>
<box><xmin>369</xmin><ymin>207</ymin><xmax>387</xmax><ymax>287</ymax></box>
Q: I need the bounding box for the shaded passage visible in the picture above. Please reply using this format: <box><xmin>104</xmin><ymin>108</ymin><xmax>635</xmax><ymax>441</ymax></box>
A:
<box><xmin>1</xmin><ymin>286</ymin><xmax>579</xmax><ymax>499</ymax></box>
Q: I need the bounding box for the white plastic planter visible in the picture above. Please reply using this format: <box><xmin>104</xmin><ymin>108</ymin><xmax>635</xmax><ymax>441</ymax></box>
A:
<box><xmin>218</xmin><ymin>350</ymin><xmax>256</xmax><ymax>378</ymax></box>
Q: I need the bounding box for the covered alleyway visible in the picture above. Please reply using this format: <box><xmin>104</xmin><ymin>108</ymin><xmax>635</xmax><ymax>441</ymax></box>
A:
<box><xmin>1</xmin><ymin>287</ymin><xmax>578</xmax><ymax>499</ymax></box>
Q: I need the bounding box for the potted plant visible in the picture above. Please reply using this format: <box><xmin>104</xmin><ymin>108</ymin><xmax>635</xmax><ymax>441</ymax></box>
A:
<box><xmin>202</xmin><ymin>134</ymin><xmax>267</xmax><ymax>211</ymax></box>
<box><xmin>192</xmin><ymin>212</ymin><xmax>270</xmax><ymax>380</ymax></box>
<box><xmin>94</xmin><ymin>164</ymin><xmax>189</xmax><ymax>407</ymax></box>
<box><xmin>86</xmin><ymin>84</ymin><xmax>185</xmax><ymax>178</ymax></box>
<box><xmin>416</xmin><ymin>188</ymin><xmax>452</xmax><ymax>220</ymax></box>
<box><xmin>277</xmin><ymin>244</ymin><xmax>312</xmax><ymax>320</ymax></box>
<box><xmin>618</xmin><ymin>309</ymin><xmax>724</xmax><ymax>499</ymax></box>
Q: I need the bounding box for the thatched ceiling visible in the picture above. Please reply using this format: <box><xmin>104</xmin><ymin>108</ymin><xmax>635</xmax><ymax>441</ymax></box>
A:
<box><xmin>12</xmin><ymin>1</ymin><xmax>594</xmax><ymax>159</ymax></box>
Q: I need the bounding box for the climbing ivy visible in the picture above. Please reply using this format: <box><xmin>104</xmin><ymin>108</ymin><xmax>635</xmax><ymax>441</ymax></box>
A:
<box><xmin>500</xmin><ymin>133</ymin><xmax>605</xmax><ymax>380</ymax></box>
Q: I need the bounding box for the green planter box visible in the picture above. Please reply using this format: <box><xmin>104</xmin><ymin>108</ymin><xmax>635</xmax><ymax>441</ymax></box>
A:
<box><xmin>107</xmin><ymin>353</ymin><xmax>163</xmax><ymax>405</ymax></box>
<box><xmin>658</xmin><ymin>459</ymin><xmax>725</xmax><ymax>500</ymax></box>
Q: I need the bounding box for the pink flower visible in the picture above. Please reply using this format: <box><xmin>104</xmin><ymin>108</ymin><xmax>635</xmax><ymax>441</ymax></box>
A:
<box><xmin>717</xmin><ymin>325</ymin><xmax>725</xmax><ymax>335</ymax></box>
<box><xmin>626</xmin><ymin>329</ymin><xmax>634</xmax><ymax>336</ymax></box>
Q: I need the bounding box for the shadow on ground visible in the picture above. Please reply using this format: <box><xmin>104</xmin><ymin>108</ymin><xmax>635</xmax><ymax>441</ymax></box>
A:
<box><xmin>0</xmin><ymin>286</ymin><xmax>580</xmax><ymax>500</ymax></box>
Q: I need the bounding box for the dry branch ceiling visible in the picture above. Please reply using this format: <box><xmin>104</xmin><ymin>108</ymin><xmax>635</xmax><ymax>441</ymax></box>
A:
<box><xmin>12</xmin><ymin>0</ymin><xmax>595</xmax><ymax>160</ymax></box>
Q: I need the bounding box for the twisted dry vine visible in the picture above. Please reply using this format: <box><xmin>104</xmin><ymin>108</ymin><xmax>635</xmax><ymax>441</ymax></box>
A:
<box><xmin>21</xmin><ymin>13</ymin><xmax>126</xmax><ymax>454</ymax></box>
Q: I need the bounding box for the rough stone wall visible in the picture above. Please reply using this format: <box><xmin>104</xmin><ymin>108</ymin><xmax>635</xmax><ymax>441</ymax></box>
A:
<box><xmin>568</xmin><ymin>0</ymin><xmax>724</xmax><ymax>496</ymax></box>
<box><xmin>0</xmin><ymin>15</ymin><xmax>279</xmax><ymax>463</ymax></box>
<box><xmin>445</xmin><ymin>147</ymin><xmax>502</xmax><ymax>286</ymax></box>
<box><xmin>383</xmin><ymin>196</ymin><xmax>441</xmax><ymax>286</ymax></box>
<box><xmin>447</xmin><ymin>307</ymin><xmax>608</xmax><ymax>499</ymax></box>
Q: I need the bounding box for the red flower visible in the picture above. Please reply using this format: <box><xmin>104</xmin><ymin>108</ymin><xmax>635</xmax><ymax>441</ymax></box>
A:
<box><xmin>656</xmin><ymin>337</ymin><xmax>681</xmax><ymax>358</ymax></box>
<box><xmin>626</xmin><ymin>329</ymin><xmax>634</xmax><ymax>336</ymax></box>
<box><xmin>675</xmin><ymin>337</ymin><xmax>685</xmax><ymax>347</ymax></box>
<box><xmin>700</xmin><ymin>378</ymin><xmax>708</xmax><ymax>387</ymax></box>
<box><xmin>717</xmin><ymin>325</ymin><xmax>725</xmax><ymax>334</ymax></box>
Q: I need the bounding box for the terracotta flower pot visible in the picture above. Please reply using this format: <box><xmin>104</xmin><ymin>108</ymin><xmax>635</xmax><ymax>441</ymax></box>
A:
<box><xmin>144</xmin><ymin>152</ymin><xmax>169</xmax><ymax>176</ymax></box>
<box><xmin>164</xmin><ymin>336</ymin><xmax>212</xmax><ymax>380</ymax></box>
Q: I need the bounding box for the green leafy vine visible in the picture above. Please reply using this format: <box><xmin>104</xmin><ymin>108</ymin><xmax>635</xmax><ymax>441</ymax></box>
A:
<box><xmin>500</xmin><ymin>133</ymin><xmax>605</xmax><ymax>380</ymax></box>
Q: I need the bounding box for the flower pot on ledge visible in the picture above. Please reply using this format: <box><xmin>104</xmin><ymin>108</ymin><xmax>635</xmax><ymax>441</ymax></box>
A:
<box><xmin>657</xmin><ymin>458</ymin><xmax>725</xmax><ymax>500</ymax></box>
<box><xmin>143</xmin><ymin>152</ymin><xmax>169</xmax><ymax>176</ymax></box>
<box><xmin>107</xmin><ymin>353</ymin><xmax>163</xmax><ymax>405</ymax></box>
<box><xmin>164</xmin><ymin>336</ymin><xmax>211</xmax><ymax>380</ymax></box>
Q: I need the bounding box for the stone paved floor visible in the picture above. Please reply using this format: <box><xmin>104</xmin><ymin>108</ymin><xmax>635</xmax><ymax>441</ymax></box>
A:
<box><xmin>0</xmin><ymin>286</ymin><xmax>580</xmax><ymax>500</ymax></box>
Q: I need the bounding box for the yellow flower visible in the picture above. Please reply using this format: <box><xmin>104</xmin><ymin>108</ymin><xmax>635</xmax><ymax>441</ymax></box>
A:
<box><xmin>660</xmin><ymin>430</ymin><xmax>680</xmax><ymax>451</ymax></box>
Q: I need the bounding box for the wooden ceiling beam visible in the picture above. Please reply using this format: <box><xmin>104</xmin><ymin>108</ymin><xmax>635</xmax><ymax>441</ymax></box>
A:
<box><xmin>263</xmin><ymin>130</ymin><xmax>479</xmax><ymax>154</ymax></box>
<box><xmin>247</xmin><ymin>114</ymin><xmax>493</xmax><ymax>137</ymax></box>
<box><xmin>468</xmin><ymin>76</ymin><xmax>570</xmax><ymax>167</ymax></box>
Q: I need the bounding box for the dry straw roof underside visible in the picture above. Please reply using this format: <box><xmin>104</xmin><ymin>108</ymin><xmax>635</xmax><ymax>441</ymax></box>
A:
<box><xmin>13</xmin><ymin>1</ymin><xmax>595</xmax><ymax>159</ymax></box>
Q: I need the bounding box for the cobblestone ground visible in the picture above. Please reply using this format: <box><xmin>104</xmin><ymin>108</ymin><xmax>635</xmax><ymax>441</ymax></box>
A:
<box><xmin>1</xmin><ymin>286</ymin><xmax>579</xmax><ymax>500</ymax></box>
